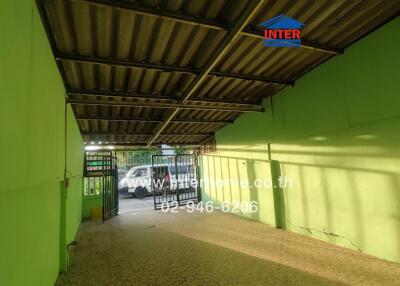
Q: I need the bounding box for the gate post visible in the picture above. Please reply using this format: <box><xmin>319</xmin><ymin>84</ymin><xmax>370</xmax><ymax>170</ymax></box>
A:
<box><xmin>195</xmin><ymin>154</ymin><xmax>202</xmax><ymax>203</ymax></box>
<box><xmin>151</xmin><ymin>155</ymin><xmax>157</xmax><ymax>210</ymax></box>
<box><xmin>175</xmin><ymin>155</ymin><xmax>180</xmax><ymax>206</ymax></box>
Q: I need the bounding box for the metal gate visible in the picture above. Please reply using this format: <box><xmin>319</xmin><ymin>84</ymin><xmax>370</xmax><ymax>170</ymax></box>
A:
<box><xmin>84</xmin><ymin>151</ymin><xmax>119</xmax><ymax>220</ymax></box>
<box><xmin>151</xmin><ymin>154</ymin><xmax>200</xmax><ymax>210</ymax></box>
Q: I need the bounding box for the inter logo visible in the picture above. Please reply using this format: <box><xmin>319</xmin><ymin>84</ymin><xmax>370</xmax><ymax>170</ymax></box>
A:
<box><xmin>259</xmin><ymin>15</ymin><xmax>304</xmax><ymax>47</ymax></box>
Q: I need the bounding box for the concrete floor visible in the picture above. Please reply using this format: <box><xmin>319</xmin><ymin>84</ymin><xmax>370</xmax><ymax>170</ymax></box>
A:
<box><xmin>118</xmin><ymin>194</ymin><xmax>154</xmax><ymax>213</ymax></box>
<box><xmin>57</xmin><ymin>199</ymin><xmax>400</xmax><ymax>286</ymax></box>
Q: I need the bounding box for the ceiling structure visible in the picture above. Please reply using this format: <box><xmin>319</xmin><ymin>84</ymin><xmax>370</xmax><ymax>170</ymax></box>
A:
<box><xmin>36</xmin><ymin>0</ymin><xmax>400</xmax><ymax>146</ymax></box>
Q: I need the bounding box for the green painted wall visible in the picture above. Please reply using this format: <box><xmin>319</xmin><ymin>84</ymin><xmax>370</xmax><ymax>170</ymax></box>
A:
<box><xmin>0</xmin><ymin>1</ymin><xmax>83</xmax><ymax>285</ymax></box>
<box><xmin>200</xmin><ymin>18</ymin><xmax>400</xmax><ymax>263</ymax></box>
<box><xmin>82</xmin><ymin>195</ymin><xmax>103</xmax><ymax>220</ymax></box>
<box><xmin>66</xmin><ymin>106</ymin><xmax>84</xmax><ymax>244</ymax></box>
<box><xmin>64</xmin><ymin>106</ymin><xmax>84</xmax><ymax>269</ymax></box>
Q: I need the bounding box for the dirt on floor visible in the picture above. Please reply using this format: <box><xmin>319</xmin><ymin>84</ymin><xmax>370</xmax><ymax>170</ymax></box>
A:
<box><xmin>57</xmin><ymin>201</ymin><xmax>400</xmax><ymax>286</ymax></box>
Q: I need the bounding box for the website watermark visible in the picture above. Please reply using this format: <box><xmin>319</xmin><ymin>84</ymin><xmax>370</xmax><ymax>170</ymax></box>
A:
<box><xmin>161</xmin><ymin>200</ymin><xmax>258</xmax><ymax>214</ymax></box>
<box><xmin>122</xmin><ymin>176</ymin><xmax>293</xmax><ymax>190</ymax></box>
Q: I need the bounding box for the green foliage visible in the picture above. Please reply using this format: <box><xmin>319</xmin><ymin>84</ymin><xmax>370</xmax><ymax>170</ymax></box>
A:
<box><xmin>116</xmin><ymin>149</ymin><xmax>162</xmax><ymax>171</ymax></box>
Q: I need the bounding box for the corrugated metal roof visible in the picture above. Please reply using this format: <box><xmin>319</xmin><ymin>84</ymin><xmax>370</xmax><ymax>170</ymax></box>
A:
<box><xmin>37</xmin><ymin>0</ymin><xmax>400</xmax><ymax>146</ymax></box>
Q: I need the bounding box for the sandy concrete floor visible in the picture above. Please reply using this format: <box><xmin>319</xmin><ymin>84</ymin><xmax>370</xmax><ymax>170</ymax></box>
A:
<box><xmin>118</xmin><ymin>194</ymin><xmax>154</xmax><ymax>213</ymax></box>
<box><xmin>57</xmin><ymin>201</ymin><xmax>400</xmax><ymax>286</ymax></box>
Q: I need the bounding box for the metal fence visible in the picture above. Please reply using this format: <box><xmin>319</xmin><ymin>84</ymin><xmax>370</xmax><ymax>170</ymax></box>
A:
<box><xmin>152</xmin><ymin>154</ymin><xmax>200</xmax><ymax>210</ymax></box>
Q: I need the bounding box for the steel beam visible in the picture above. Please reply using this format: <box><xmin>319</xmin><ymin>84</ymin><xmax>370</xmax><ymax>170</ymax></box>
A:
<box><xmin>75</xmin><ymin>115</ymin><xmax>232</xmax><ymax>124</ymax></box>
<box><xmin>67</xmin><ymin>89</ymin><xmax>262</xmax><ymax>106</ymax></box>
<box><xmin>67</xmin><ymin>98</ymin><xmax>264</xmax><ymax>113</ymax></box>
<box><xmin>57</xmin><ymin>53</ymin><xmax>292</xmax><ymax>85</ymax></box>
<box><xmin>84</xmin><ymin>142</ymin><xmax>201</xmax><ymax>147</ymax></box>
<box><xmin>57</xmin><ymin>53</ymin><xmax>197</xmax><ymax>74</ymax></box>
<box><xmin>81</xmin><ymin>132</ymin><xmax>213</xmax><ymax>136</ymax></box>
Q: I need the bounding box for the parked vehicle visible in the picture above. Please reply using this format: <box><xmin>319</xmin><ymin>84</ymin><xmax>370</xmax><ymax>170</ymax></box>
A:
<box><xmin>118</xmin><ymin>164</ymin><xmax>196</xmax><ymax>198</ymax></box>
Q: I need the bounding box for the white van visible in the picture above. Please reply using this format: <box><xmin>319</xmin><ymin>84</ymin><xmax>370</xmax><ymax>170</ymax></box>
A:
<box><xmin>118</xmin><ymin>164</ymin><xmax>196</xmax><ymax>198</ymax></box>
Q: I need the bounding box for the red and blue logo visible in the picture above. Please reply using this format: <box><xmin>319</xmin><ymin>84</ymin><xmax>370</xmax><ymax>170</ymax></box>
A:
<box><xmin>259</xmin><ymin>15</ymin><xmax>304</xmax><ymax>47</ymax></box>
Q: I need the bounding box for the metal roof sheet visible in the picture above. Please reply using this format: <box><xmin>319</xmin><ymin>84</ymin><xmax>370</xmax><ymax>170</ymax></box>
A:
<box><xmin>37</xmin><ymin>0</ymin><xmax>400</xmax><ymax>146</ymax></box>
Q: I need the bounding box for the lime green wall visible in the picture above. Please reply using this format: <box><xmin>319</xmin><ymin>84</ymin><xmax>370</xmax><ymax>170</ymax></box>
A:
<box><xmin>0</xmin><ymin>1</ymin><xmax>83</xmax><ymax>285</ymax></box>
<box><xmin>82</xmin><ymin>195</ymin><xmax>103</xmax><ymax>219</ymax></box>
<box><xmin>200</xmin><ymin>19</ymin><xmax>400</xmax><ymax>263</ymax></box>
<box><xmin>66</xmin><ymin>106</ymin><xmax>84</xmax><ymax>244</ymax></box>
<box><xmin>64</xmin><ymin>106</ymin><xmax>84</xmax><ymax>269</ymax></box>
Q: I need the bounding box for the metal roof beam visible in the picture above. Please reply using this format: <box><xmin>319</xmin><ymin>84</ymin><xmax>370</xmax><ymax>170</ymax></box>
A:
<box><xmin>75</xmin><ymin>115</ymin><xmax>233</xmax><ymax>124</ymax></box>
<box><xmin>67</xmin><ymin>89</ymin><xmax>262</xmax><ymax>106</ymax></box>
<box><xmin>84</xmin><ymin>142</ymin><xmax>201</xmax><ymax>147</ymax></box>
<box><xmin>82</xmin><ymin>132</ymin><xmax>213</xmax><ymax>136</ymax></box>
<box><xmin>57</xmin><ymin>53</ymin><xmax>292</xmax><ymax>85</ymax></box>
<box><xmin>67</xmin><ymin>98</ymin><xmax>263</xmax><ymax>113</ymax></box>
<box><xmin>76</xmin><ymin>0</ymin><xmax>342</xmax><ymax>55</ymax></box>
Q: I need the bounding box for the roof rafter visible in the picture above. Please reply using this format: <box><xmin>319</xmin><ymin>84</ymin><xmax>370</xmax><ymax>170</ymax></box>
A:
<box><xmin>84</xmin><ymin>142</ymin><xmax>201</xmax><ymax>146</ymax></box>
<box><xmin>75</xmin><ymin>115</ymin><xmax>233</xmax><ymax>124</ymax></box>
<box><xmin>82</xmin><ymin>132</ymin><xmax>213</xmax><ymax>136</ymax></box>
<box><xmin>57</xmin><ymin>53</ymin><xmax>292</xmax><ymax>85</ymax></box>
<box><xmin>67</xmin><ymin>89</ymin><xmax>263</xmax><ymax>106</ymax></box>
<box><xmin>66</xmin><ymin>98</ymin><xmax>264</xmax><ymax>113</ymax></box>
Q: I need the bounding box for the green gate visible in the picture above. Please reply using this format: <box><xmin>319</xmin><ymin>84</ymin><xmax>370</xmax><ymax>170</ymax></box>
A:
<box><xmin>84</xmin><ymin>151</ymin><xmax>118</xmax><ymax>221</ymax></box>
